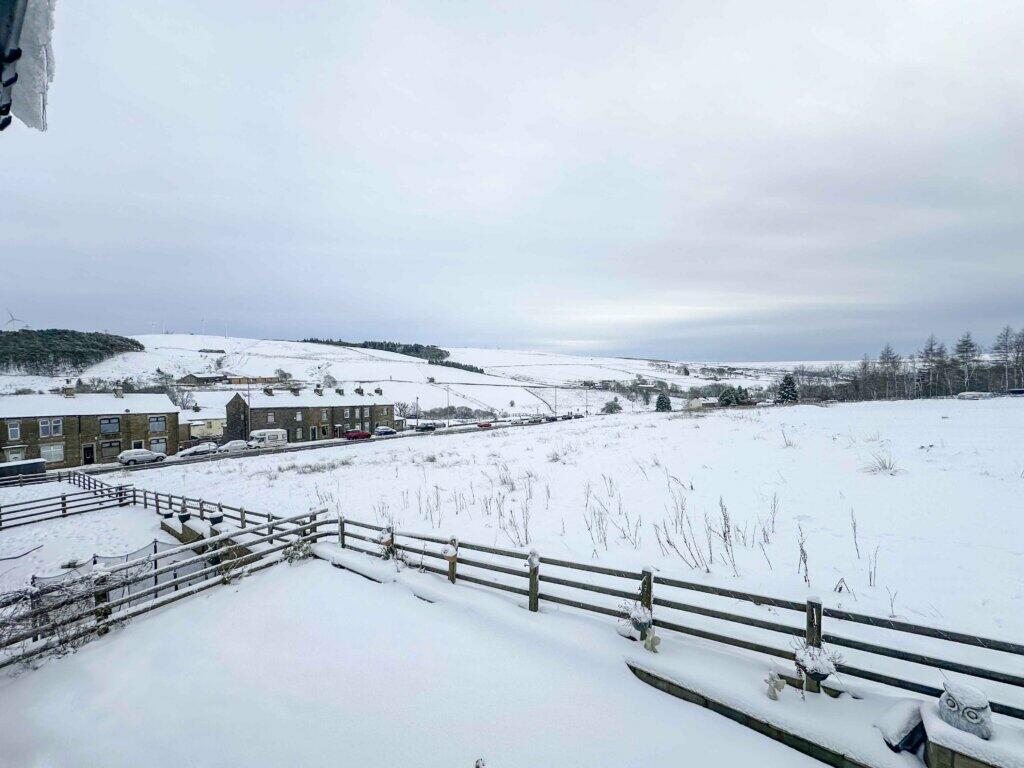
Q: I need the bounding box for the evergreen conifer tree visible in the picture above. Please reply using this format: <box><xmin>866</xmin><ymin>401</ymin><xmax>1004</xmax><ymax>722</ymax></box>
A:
<box><xmin>778</xmin><ymin>374</ymin><xmax>798</xmax><ymax>403</ymax></box>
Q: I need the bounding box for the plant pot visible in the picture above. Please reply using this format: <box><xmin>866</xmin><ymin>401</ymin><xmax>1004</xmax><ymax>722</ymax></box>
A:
<box><xmin>208</xmin><ymin>513</ymin><xmax>224</xmax><ymax>525</ymax></box>
<box><xmin>797</xmin><ymin>664</ymin><xmax>831</xmax><ymax>683</ymax></box>
<box><xmin>159</xmin><ymin>510</ymin><xmax>173</xmax><ymax>519</ymax></box>
<box><xmin>177</xmin><ymin>512</ymin><xmax>191</xmax><ymax>523</ymax></box>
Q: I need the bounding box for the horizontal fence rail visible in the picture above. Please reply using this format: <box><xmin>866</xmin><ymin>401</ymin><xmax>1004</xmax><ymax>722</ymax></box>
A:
<box><xmin>0</xmin><ymin>511</ymin><xmax>321</xmax><ymax>669</ymax></box>
<box><xmin>322</xmin><ymin>517</ymin><xmax>1024</xmax><ymax>720</ymax></box>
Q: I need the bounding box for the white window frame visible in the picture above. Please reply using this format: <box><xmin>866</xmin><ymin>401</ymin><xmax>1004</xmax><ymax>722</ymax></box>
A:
<box><xmin>99</xmin><ymin>417</ymin><xmax>120</xmax><ymax>435</ymax></box>
<box><xmin>6</xmin><ymin>421</ymin><xmax>20</xmax><ymax>441</ymax></box>
<box><xmin>148</xmin><ymin>415</ymin><xmax>167</xmax><ymax>433</ymax></box>
<box><xmin>99</xmin><ymin>440</ymin><xmax>121</xmax><ymax>459</ymax></box>
<box><xmin>344</xmin><ymin>408</ymin><xmax>350</xmax><ymax>418</ymax></box>
<box><xmin>39</xmin><ymin>443</ymin><xmax>65</xmax><ymax>463</ymax></box>
<box><xmin>295</xmin><ymin>411</ymin><xmax>303</xmax><ymax>421</ymax></box>
<box><xmin>150</xmin><ymin>438</ymin><xmax>167</xmax><ymax>454</ymax></box>
<box><xmin>321</xmin><ymin>409</ymin><xmax>328</xmax><ymax>420</ymax></box>
<box><xmin>294</xmin><ymin>428</ymin><xmax>302</xmax><ymax>441</ymax></box>
<box><xmin>266</xmin><ymin>412</ymin><xmax>275</xmax><ymax>424</ymax></box>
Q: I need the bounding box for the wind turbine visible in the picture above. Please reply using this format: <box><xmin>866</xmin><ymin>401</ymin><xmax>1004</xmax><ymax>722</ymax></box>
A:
<box><xmin>3</xmin><ymin>309</ymin><xmax>28</xmax><ymax>330</ymax></box>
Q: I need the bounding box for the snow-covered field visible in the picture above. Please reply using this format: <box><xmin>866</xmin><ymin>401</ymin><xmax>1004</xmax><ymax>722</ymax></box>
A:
<box><xmin>0</xmin><ymin>482</ymin><xmax>164</xmax><ymax>591</ymax></box>
<box><xmin>125</xmin><ymin>397</ymin><xmax>1024</xmax><ymax>644</ymax></box>
<box><xmin>0</xmin><ymin>558</ymin><xmax>820</xmax><ymax>767</ymax></box>
<box><xmin>0</xmin><ymin>334</ymin><xmax>794</xmax><ymax>411</ymax></box>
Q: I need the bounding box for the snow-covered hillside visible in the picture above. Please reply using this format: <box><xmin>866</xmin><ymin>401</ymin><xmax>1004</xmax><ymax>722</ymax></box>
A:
<box><xmin>0</xmin><ymin>334</ymin><xmax>800</xmax><ymax>412</ymax></box>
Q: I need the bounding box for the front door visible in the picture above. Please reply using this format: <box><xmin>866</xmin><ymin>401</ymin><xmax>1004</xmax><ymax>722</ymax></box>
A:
<box><xmin>82</xmin><ymin>445</ymin><xmax>95</xmax><ymax>465</ymax></box>
<box><xmin>310</xmin><ymin>426</ymin><xmax>317</xmax><ymax>441</ymax></box>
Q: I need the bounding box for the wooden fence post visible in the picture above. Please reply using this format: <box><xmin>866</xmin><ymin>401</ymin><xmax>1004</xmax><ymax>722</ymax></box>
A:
<box><xmin>94</xmin><ymin>574</ymin><xmax>111</xmax><ymax>636</ymax></box>
<box><xmin>240</xmin><ymin>507</ymin><xmax>247</xmax><ymax>528</ymax></box>
<box><xmin>0</xmin><ymin>504</ymin><xmax>3</xmax><ymax>530</ymax></box>
<box><xmin>805</xmin><ymin>597</ymin><xmax>823</xmax><ymax>693</ymax></box>
<box><xmin>338</xmin><ymin>516</ymin><xmax>346</xmax><ymax>549</ymax></box>
<box><xmin>199</xmin><ymin>499</ymin><xmax>206</xmax><ymax>521</ymax></box>
<box><xmin>446</xmin><ymin>537</ymin><xmax>458</xmax><ymax>584</ymax></box>
<box><xmin>528</xmin><ymin>551</ymin><xmax>539</xmax><ymax>612</ymax></box>
<box><xmin>640</xmin><ymin>568</ymin><xmax>653</xmax><ymax>611</ymax></box>
<box><xmin>61</xmin><ymin>494</ymin><xmax>67</xmax><ymax>516</ymax></box>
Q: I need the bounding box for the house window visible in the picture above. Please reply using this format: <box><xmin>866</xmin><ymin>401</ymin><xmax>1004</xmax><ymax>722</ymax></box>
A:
<box><xmin>321</xmin><ymin>409</ymin><xmax>328</xmax><ymax>420</ymax></box>
<box><xmin>132</xmin><ymin>440</ymin><xmax>144</xmax><ymax>449</ymax></box>
<box><xmin>266</xmin><ymin>412</ymin><xmax>275</xmax><ymax>424</ymax></box>
<box><xmin>320</xmin><ymin>425</ymin><xmax>328</xmax><ymax>437</ymax></box>
<box><xmin>100</xmin><ymin>440</ymin><xmax>121</xmax><ymax>459</ymax></box>
<box><xmin>149</xmin><ymin>415</ymin><xmax>167</xmax><ymax>433</ymax></box>
<box><xmin>344</xmin><ymin>408</ymin><xmax>350</xmax><ymax>418</ymax></box>
<box><xmin>6</xmin><ymin>421</ymin><xmax>19</xmax><ymax>440</ymax></box>
<box><xmin>150</xmin><ymin>438</ymin><xmax>167</xmax><ymax>454</ymax></box>
<box><xmin>294</xmin><ymin>428</ymin><xmax>302</xmax><ymax>441</ymax></box>
<box><xmin>100</xmin><ymin>417</ymin><xmax>120</xmax><ymax>435</ymax></box>
<box><xmin>295</xmin><ymin>411</ymin><xmax>303</xmax><ymax>421</ymax></box>
<box><xmin>39</xmin><ymin>443</ymin><xmax>65</xmax><ymax>463</ymax></box>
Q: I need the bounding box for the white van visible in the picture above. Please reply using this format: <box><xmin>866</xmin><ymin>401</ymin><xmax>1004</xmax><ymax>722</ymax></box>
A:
<box><xmin>248</xmin><ymin>428</ymin><xmax>288</xmax><ymax>449</ymax></box>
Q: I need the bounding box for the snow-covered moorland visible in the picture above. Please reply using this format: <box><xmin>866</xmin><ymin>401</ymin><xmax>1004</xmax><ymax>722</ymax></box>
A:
<box><xmin>128</xmin><ymin>397</ymin><xmax>1024</xmax><ymax>642</ymax></box>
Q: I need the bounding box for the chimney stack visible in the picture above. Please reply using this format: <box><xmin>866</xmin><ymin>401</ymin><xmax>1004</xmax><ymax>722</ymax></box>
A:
<box><xmin>262</xmin><ymin>386</ymin><xmax>274</xmax><ymax>396</ymax></box>
<box><xmin>62</xmin><ymin>379</ymin><xmax>75</xmax><ymax>398</ymax></box>
<box><xmin>113</xmin><ymin>387</ymin><xmax>124</xmax><ymax>399</ymax></box>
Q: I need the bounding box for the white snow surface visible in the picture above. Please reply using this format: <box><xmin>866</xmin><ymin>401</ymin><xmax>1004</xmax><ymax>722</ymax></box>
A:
<box><xmin>0</xmin><ymin>334</ymin><xmax>806</xmax><ymax>412</ymax></box>
<box><xmin>0</xmin><ymin>482</ymin><xmax>163</xmax><ymax>591</ymax></box>
<box><xmin>0</xmin><ymin>558</ymin><xmax>820</xmax><ymax>767</ymax></box>
<box><xmin>0</xmin><ymin>392</ymin><xmax>177</xmax><ymax>418</ymax></box>
<box><xmin>126</xmin><ymin>397</ymin><xmax>1024</xmax><ymax>713</ymax></box>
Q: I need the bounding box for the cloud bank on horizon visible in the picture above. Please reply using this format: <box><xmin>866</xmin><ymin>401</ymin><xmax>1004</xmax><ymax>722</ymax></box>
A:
<box><xmin>3</xmin><ymin>1</ymin><xmax>1022</xmax><ymax>361</ymax></box>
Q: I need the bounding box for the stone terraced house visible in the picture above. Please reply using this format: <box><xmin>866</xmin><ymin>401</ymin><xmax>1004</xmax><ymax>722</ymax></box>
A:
<box><xmin>224</xmin><ymin>388</ymin><xmax>395</xmax><ymax>442</ymax></box>
<box><xmin>0</xmin><ymin>390</ymin><xmax>180</xmax><ymax>469</ymax></box>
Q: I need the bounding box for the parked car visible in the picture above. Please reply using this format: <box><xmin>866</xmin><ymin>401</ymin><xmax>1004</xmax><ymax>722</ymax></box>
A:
<box><xmin>528</xmin><ymin>416</ymin><xmax>544</xmax><ymax>424</ymax></box>
<box><xmin>373</xmin><ymin>426</ymin><xmax>397</xmax><ymax>437</ymax></box>
<box><xmin>560</xmin><ymin>414</ymin><xmax>573</xmax><ymax>421</ymax></box>
<box><xmin>476</xmin><ymin>422</ymin><xmax>493</xmax><ymax>429</ymax></box>
<box><xmin>344</xmin><ymin>429</ymin><xmax>372</xmax><ymax>440</ymax></box>
<box><xmin>218</xmin><ymin>440</ymin><xmax>249</xmax><ymax>453</ymax></box>
<box><xmin>510</xmin><ymin>417</ymin><xmax>530</xmax><ymax>425</ymax></box>
<box><xmin>248</xmin><ymin>428</ymin><xmax>288</xmax><ymax>448</ymax></box>
<box><xmin>572</xmin><ymin>413</ymin><xmax>584</xmax><ymax>419</ymax></box>
<box><xmin>117</xmin><ymin>448</ymin><xmax>165</xmax><ymax>466</ymax></box>
<box><xmin>414</xmin><ymin>423</ymin><xmax>437</xmax><ymax>432</ymax></box>
<box><xmin>544</xmin><ymin>416</ymin><xmax>559</xmax><ymax>422</ymax></box>
<box><xmin>176</xmin><ymin>442</ymin><xmax>218</xmax><ymax>458</ymax></box>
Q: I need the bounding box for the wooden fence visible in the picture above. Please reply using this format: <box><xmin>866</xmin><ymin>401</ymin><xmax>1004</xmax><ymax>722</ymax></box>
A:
<box><xmin>0</xmin><ymin>511</ymin><xmax>320</xmax><ymax>669</ymax></box>
<box><xmin>0</xmin><ymin>483</ymin><xmax>134</xmax><ymax>530</ymax></box>
<box><xmin>327</xmin><ymin>518</ymin><xmax>1024</xmax><ymax>720</ymax></box>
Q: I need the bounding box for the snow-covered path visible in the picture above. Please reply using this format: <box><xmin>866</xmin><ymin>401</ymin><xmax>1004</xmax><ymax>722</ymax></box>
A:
<box><xmin>0</xmin><ymin>558</ymin><xmax>817</xmax><ymax>767</ymax></box>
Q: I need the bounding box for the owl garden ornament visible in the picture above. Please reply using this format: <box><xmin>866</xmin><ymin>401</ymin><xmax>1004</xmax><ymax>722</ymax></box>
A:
<box><xmin>937</xmin><ymin>681</ymin><xmax>992</xmax><ymax>740</ymax></box>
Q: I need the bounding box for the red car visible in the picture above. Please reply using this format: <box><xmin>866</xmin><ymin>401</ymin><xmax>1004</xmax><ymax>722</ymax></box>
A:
<box><xmin>477</xmin><ymin>422</ymin><xmax>493</xmax><ymax>429</ymax></box>
<box><xmin>343</xmin><ymin>429</ymin><xmax>371</xmax><ymax>440</ymax></box>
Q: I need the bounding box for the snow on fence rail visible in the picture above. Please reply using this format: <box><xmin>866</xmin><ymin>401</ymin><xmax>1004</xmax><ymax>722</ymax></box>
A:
<box><xmin>0</xmin><ymin>511</ymin><xmax>321</xmax><ymax>669</ymax></box>
<box><xmin>0</xmin><ymin>469</ymin><xmax>116</xmax><ymax>490</ymax></box>
<box><xmin>0</xmin><ymin>482</ymin><xmax>134</xmax><ymax>530</ymax></box>
<box><xmin>327</xmin><ymin>518</ymin><xmax>1024</xmax><ymax>720</ymax></box>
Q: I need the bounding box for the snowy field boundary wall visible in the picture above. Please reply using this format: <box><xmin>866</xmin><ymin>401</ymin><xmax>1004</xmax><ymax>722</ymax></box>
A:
<box><xmin>328</xmin><ymin>518</ymin><xmax>1024</xmax><ymax>720</ymax></box>
<box><xmin>0</xmin><ymin>511</ymin><xmax>322</xmax><ymax>669</ymax></box>
<box><xmin>0</xmin><ymin>474</ymin><xmax>134</xmax><ymax>530</ymax></box>
<box><xmin>0</xmin><ymin>468</ymin><xmax>118</xmax><ymax>490</ymax></box>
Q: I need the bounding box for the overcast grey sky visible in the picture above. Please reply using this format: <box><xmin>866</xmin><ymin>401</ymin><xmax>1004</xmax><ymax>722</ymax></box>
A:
<box><xmin>4</xmin><ymin>1</ymin><xmax>1023</xmax><ymax>360</ymax></box>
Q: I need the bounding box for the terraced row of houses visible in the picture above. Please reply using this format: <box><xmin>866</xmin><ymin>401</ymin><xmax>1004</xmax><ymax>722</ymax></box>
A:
<box><xmin>0</xmin><ymin>384</ymin><xmax>395</xmax><ymax>469</ymax></box>
<box><xmin>0</xmin><ymin>388</ymin><xmax>180</xmax><ymax>469</ymax></box>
